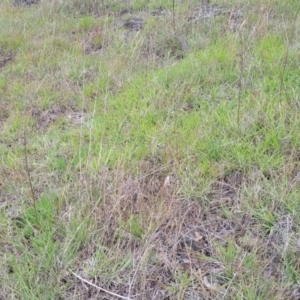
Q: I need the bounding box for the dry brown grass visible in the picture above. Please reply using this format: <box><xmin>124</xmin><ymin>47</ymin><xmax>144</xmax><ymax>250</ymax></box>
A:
<box><xmin>1</xmin><ymin>0</ymin><xmax>300</xmax><ymax>299</ymax></box>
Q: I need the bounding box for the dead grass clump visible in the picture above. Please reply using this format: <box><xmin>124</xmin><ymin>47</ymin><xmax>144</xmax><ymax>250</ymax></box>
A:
<box><xmin>67</xmin><ymin>162</ymin><xmax>232</xmax><ymax>299</ymax></box>
<box><xmin>142</xmin><ymin>34</ymin><xmax>189</xmax><ymax>62</ymax></box>
<box><xmin>249</xmin><ymin>5</ymin><xmax>274</xmax><ymax>39</ymax></box>
<box><xmin>82</xmin><ymin>28</ymin><xmax>106</xmax><ymax>55</ymax></box>
<box><xmin>70</xmin><ymin>166</ymin><xmax>300</xmax><ymax>298</ymax></box>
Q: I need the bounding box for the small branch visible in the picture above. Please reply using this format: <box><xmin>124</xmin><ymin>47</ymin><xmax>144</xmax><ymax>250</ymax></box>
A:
<box><xmin>70</xmin><ymin>270</ymin><xmax>134</xmax><ymax>300</ymax></box>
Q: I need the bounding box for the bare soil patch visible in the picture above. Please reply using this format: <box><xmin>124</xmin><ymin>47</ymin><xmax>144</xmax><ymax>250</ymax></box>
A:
<box><xmin>31</xmin><ymin>105</ymin><xmax>87</xmax><ymax>129</ymax></box>
<box><xmin>188</xmin><ymin>2</ymin><xmax>244</xmax><ymax>31</ymax></box>
<box><xmin>11</xmin><ymin>0</ymin><xmax>39</xmax><ymax>6</ymax></box>
<box><xmin>0</xmin><ymin>49</ymin><xmax>15</xmax><ymax>69</ymax></box>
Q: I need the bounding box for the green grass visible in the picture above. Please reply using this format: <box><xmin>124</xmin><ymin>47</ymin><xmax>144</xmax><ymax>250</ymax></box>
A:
<box><xmin>1</xmin><ymin>0</ymin><xmax>300</xmax><ymax>299</ymax></box>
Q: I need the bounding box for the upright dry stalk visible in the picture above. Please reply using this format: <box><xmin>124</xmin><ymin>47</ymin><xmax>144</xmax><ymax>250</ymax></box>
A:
<box><xmin>145</xmin><ymin>33</ymin><xmax>149</xmax><ymax>92</ymax></box>
<box><xmin>23</xmin><ymin>129</ymin><xmax>39</xmax><ymax>225</ymax></box>
<box><xmin>279</xmin><ymin>6</ymin><xmax>299</xmax><ymax>103</ymax></box>
<box><xmin>172</xmin><ymin>0</ymin><xmax>176</xmax><ymax>35</ymax></box>
<box><xmin>237</xmin><ymin>50</ymin><xmax>244</xmax><ymax>127</ymax></box>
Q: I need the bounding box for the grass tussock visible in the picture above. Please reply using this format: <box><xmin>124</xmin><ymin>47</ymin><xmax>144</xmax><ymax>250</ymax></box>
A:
<box><xmin>0</xmin><ymin>0</ymin><xmax>300</xmax><ymax>299</ymax></box>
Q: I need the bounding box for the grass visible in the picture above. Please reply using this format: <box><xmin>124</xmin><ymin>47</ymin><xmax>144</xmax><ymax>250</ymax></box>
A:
<box><xmin>0</xmin><ymin>0</ymin><xmax>300</xmax><ymax>299</ymax></box>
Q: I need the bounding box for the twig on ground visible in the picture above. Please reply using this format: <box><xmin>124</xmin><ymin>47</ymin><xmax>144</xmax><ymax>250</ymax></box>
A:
<box><xmin>70</xmin><ymin>270</ymin><xmax>134</xmax><ymax>300</ymax></box>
